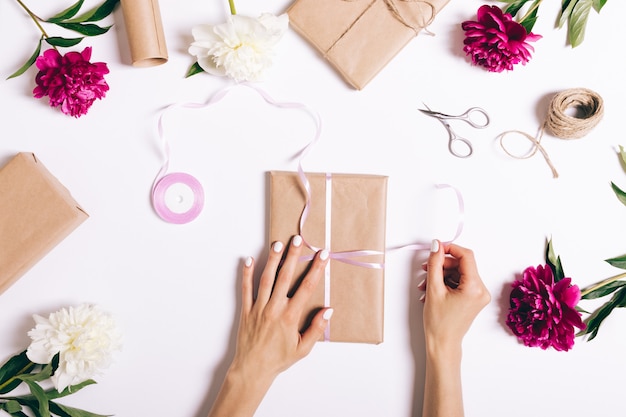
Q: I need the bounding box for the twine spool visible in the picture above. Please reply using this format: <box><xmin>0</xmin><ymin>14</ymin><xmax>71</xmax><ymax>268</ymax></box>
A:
<box><xmin>498</xmin><ymin>88</ymin><xmax>604</xmax><ymax>178</ymax></box>
<box><xmin>545</xmin><ymin>88</ymin><xmax>604</xmax><ymax>139</ymax></box>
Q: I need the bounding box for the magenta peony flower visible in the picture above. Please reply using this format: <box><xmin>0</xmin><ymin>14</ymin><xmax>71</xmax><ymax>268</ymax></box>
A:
<box><xmin>33</xmin><ymin>47</ymin><xmax>109</xmax><ymax>117</ymax></box>
<box><xmin>461</xmin><ymin>5</ymin><xmax>541</xmax><ymax>72</ymax></box>
<box><xmin>506</xmin><ymin>264</ymin><xmax>586</xmax><ymax>351</ymax></box>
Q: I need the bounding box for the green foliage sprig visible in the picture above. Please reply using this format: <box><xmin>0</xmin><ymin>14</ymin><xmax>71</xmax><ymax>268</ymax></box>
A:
<box><xmin>9</xmin><ymin>0</ymin><xmax>120</xmax><ymax>79</ymax></box>
<box><xmin>545</xmin><ymin>146</ymin><xmax>626</xmax><ymax>341</ymax></box>
<box><xmin>500</xmin><ymin>0</ymin><xmax>608</xmax><ymax>47</ymax></box>
<box><xmin>0</xmin><ymin>351</ymin><xmax>106</xmax><ymax>417</ymax></box>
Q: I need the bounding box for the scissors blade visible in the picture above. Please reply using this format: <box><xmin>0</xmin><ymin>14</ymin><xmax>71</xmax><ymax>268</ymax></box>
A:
<box><xmin>418</xmin><ymin>108</ymin><xmax>445</xmax><ymax>119</ymax></box>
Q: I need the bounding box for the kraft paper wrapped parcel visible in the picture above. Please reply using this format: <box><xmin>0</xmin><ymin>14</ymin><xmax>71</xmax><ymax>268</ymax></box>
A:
<box><xmin>0</xmin><ymin>153</ymin><xmax>88</xmax><ymax>295</ymax></box>
<box><xmin>287</xmin><ymin>0</ymin><xmax>451</xmax><ymax>89</ymax></box>
<box><xmin>269</xmin><ymin>171</ymin><xmax>388</xmax><ymax>344</ymax></box>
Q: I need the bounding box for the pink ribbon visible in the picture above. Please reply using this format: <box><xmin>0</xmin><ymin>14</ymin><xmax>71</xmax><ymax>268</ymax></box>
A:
<box><xmin>390</xmin><ymin>183</ymin><xmax>465</xmax><ymax>252</ymax></box>
<box><xmin>151</xmin><ymin>82</ymin><xmax>322</xmax><ymax>223</ymax></box>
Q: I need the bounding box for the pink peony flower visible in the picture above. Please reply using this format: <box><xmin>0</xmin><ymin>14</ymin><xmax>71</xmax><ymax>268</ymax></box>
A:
<box><xmin>506</xmin><ymin>264</ymin><xmax>586</xmax><ymax>351</ymax></box>
<box><xmin>461</xmin><ymin>5</ymin><xmax>541</xmax><ymax>72</ymax></box>
<box><xmin>33</xmin><ymin>47</ymin><xmax>109</xmax><ymax>117</ymax></box>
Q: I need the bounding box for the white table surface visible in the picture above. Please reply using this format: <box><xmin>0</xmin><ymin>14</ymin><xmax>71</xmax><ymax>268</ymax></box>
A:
<box><xmin>1</xmin><ymin>0</ymin><xmax>625</xmax><ymax>416</ymax></box>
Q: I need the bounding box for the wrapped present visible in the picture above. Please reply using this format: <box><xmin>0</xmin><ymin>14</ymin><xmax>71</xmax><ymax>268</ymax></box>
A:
<box><xmin>287</xmin><ymin>0</ymin><xmax>450</xmax><ymax>90</ymax></box>
<box><xmin>0</xmin><ymin>153</ymin><xmax>89</xmax><ymax>295</ymax></box>
<box><xmin>269</xmin><ymin>171</ymin><xmax>388</xmax><ymax>344</ymax></box>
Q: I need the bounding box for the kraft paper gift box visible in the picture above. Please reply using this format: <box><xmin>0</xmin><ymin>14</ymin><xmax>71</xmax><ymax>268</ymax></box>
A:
<box><xmin>287</xmin><ymin>0</ymin><xmax>450</xmax><ymax>90</ymax></box>
<box><xmin>0</xmin><ymin>152</ymin><xmax>88</xmax><ymax>295</ymax></box>
<box><xmin>269</xmin><ymin>171</ymin><xmax>388</xmax><ymax>344</ymax></box>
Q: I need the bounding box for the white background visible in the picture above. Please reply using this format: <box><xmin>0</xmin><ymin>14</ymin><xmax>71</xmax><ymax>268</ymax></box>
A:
<box><xmin>1</xmin><ymin>0</ymin><xmax>625</xmax><ymax>416</ymax></box>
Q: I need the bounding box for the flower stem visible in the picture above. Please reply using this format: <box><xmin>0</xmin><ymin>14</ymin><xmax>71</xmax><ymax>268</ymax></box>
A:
<box><xmin>228</xmin><ymin>0</ymin><xmax>236</xmax><ymax>15</ymax></box>
<box><xmin>580</xmin><ymin>272</ymin><xmax>626</xmax><ymax>297</ymax></box>
<box><xmin>0</xmin><ymin>361</ymin><xmax>36</xmax><ymax>392</ymax></box>
<box><xmin>518</xmin><ymin>0</ymin><xmax>542</xmax><ymax>26</ymax></box>
<box><xmin>15</xmin><ymin>0</ymin><xmax>50</xmax><ymax>38</ymax></box>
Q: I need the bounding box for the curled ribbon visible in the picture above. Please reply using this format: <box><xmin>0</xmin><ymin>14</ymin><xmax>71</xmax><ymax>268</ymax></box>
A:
<box><xmin>151</xmin><ymin>82</ymin><xmax>322</xmax><ymax>223</ymax></box>
<box><xmin>498</xmin><ymin>88</ymin><xmax>604</xmax><ymax>179</ymax></box>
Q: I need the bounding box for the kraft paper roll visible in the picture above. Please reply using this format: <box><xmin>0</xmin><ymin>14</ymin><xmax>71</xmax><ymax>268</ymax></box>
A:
<box><xmin>120</xmin><ymin>0</ymin><xmax>168</xmax><ymax>67</ymax></box>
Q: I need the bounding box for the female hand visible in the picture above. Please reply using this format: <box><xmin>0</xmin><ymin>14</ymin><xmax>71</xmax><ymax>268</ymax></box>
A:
<box><xmin>419</xmin><ymin>240</ymin><xmax>490</xmax><ymax>352</ymax></box>
<box><xmin>419</xmin><ymin>240</ymin><xmax>490</xmax><ymax>417</ymax></box>
<box><xmin>208</xmin><ymin>235</ymin><xmax>332</xmax><ymax>417</ymax></box>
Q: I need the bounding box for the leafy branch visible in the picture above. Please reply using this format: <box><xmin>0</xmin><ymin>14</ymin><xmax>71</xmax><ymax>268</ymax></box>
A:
<box><xmin>545</xmin><ymin>146</ymin><xmax>626</xmax><ymax>341</ymax></box>
<box><xmin>8</xmin><ymin>0</ymin><xmax>120</xmax><ymax>79</ymax></box>
<box><xmin>500</xmin><ymin>0</ymin><xmax>608</xmax><ymax>47</ymax></box>
<box><xmin>0</xmin><ymin>350</ymin><xmax>108</xmax><ymax>417</ymax></box>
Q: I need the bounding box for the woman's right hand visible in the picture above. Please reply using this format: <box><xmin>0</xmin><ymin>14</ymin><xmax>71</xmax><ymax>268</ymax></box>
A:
<box><xmin>419</xmin><ymin>240</ymin><xmax>490</xmax><ymax>354</ymax></box>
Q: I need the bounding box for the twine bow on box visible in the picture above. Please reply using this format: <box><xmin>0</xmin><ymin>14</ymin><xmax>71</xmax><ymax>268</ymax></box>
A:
<box><xmin>325</xmin><ymin>0</ymin><xmax>436</xmax><ymax>56</ymax></box>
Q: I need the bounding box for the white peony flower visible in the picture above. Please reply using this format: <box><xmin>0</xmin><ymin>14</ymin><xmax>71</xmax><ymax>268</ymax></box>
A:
<box><xmin>189</xmin><ymin>13</ymin><xmax>289</xmax><ymax>82</ymax></box>
<box><xmin>26</xmin><ymin>304</ymin><xmax>122</xmax><ymax>391</ymax></box>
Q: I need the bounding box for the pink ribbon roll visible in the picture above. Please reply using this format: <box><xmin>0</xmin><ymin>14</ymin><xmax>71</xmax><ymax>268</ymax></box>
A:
<box><xmin>151</xmin><ymin>82</ymin><xmax>322</xmax><ymax>224</ymax></box>
<box><xmin>152</xmin><ymin>172</ymin><xmax>204</xmax><ymax>224</ymax></box>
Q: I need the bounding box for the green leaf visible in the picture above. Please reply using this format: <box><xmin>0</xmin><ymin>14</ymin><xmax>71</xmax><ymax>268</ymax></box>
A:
<box><xmin>6</xmin><ymin>397</ymin><xmax>41</xmax><ymax>417</ymax></box>
<box><xmin>3</xmin><ymin>400</ymin><xmax>23</xmax><ymax>414</ymax></box>
<box><xmin>50</xmin><ymin>402</ymin><xmax>111</xmax><ymax>417</ymax></box>
<box><xmin>6</xmin><ymin>38</ymin><xmax>43</xmax><ymax>80</ymax></box>
<box><xmin>580</xmin><ymin>286</ymin><xmax>626</xmax><ymax>340</ymax></box>
<box><xmin>45</xmin><ymin>379</ymin><xmax>97</xmax><ymax>400</ymax></box>
<box><xmin>519</xmin><ymin>10</ymin><xmax>538</xmax><ymax>34</ymax></box>
<box><xmin>582</xmin><ymin>280</ymin><xmax>626</xmax><ymax>299</ymax></box>
<box><xmin>558</xmin><ymin>0</ymin><xmax>577</xmax><ymax>28</ymax></box>
<box><xmin>504</xmin><ymin>0</ymin><xmax>532</xmax><ymax>17</ymax></box>
<box><xmin>611</xmin><ymin>182</ymin><xmax>626</xmax><ymax>207</ymax></box>
<box><xmin>55</xmin><ymin>22</ymin><xmax>112</xmax><ymax>36</ymax></box>
<box><xmin>23</xmin><ymin>380</ymin><xmax>50</xmax><ymax>417</ymax></box>
<box><xmin>592</xmin><ymin>0</ymin><xmax>607</xmax><ymax>13</ymax></box>
<box><xmin>44</xmin><ymin>37</ymin><xmax>84</xmax><ymax>47</ymax></box>
<box><xmin>545</xmin><ymin>238</ymin><xmax>565</xmax><ymax>282</ymax></box>
<box><xmin>605</xmin><ymin>254</ymin><xmax>626</xmax><ymax>270</ymax></box>
<box><xmin>185</xmin><ymin>62</ymin><xmax>206</xmax><ymax>78</ymax></box>
<box><xmin>46</xmin><ymin>0</ymin><xmax>85</xmax><ymax>23</ymax></box>
<box><xmin>619</xmin><ymin>145</ymin><xmax>626</xmax><ymax>167</ymax></box>
<box><xmin>568</xmin><ymin>0</ymin><xmax>593</xmax><ymax>47</ymax></box>
<box><xmin>66</xmin><ymin>0</ymin><xmax>120</xmax><ymax>23</ymax></box>
<box><xmin>0</xmin><ymin>350</ymin><xmax>36</xmax><ymax>394</ymax></box>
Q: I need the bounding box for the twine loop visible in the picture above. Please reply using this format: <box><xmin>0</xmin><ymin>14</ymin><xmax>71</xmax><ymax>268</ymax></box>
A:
<box><xmin>498</xmin><ymin>88</ymin><xmax>604</xmax><ymax>178</ymax></box>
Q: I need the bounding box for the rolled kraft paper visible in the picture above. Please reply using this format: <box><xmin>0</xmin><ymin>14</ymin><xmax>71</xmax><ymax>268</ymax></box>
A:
<box><xmin>120</xmin><ymin>0</ymin><xmax>168</xmax><ymax>67</ymax></box>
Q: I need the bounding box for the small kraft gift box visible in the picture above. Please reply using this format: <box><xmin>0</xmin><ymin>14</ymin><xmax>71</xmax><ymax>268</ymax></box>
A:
<box><xmin>0</xmin><ymin>152</ymin><xmax>89</xmax><ymax>295</ymax></box>
<box><xmin>269</xmin><ymin>171</ymin><xmax>388</xmax><ymax>344</ymax></box>
<box><xmin>287</xmin><ymin>0</ymin><xmax>451</xmax><ymax>90</ymax></box>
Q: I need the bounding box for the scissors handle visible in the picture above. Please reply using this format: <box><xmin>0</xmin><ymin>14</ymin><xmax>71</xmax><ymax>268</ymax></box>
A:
<box><xmin>448</xmin><ymin>132</ymin><xmax>473</xmax><ymax>158</ymax></box>
<box><xmin>458</xmin><ymin>107</ymin><xmax>490</xmax><ymax>129</ymax></box>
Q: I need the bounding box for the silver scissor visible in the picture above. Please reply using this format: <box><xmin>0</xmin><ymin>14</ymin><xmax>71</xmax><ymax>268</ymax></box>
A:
<box><xmin>418</xmin><ymin>104</ymin><xmax>490</xmax><ymax>158</ymax></box>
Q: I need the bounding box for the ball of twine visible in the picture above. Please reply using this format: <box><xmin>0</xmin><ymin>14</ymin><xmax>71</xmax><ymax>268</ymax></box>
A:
<box><xmin>498</xmin><ymin>88</ymin><xmax>604</xmax><ymax>178</ymax></box>
<box><xmin>544</xmin><ymin>88</ymin><xmax>604</xmax><ymax>139</ymax></box>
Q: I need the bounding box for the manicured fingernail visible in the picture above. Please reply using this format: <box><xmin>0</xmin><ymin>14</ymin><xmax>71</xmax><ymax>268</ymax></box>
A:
<box><xmin>273</xmin><ymin>241</ymin><xmax>284</xmax><ymax>253</ymax></box>
<box><xmin>292</xmin><ymin>235</ymin><xmax>303</xmax><ymax>247</ymax></box>
<box><xmin>320</xmin><ymin>249</ymin><xmax>330</xmax><ymax>261</ymax></box>
<box><xmin>419</xmin><ymin>294</ymin><xmax>426</xmax><ymax>302</ymax></box>
<box><xmin>431</xmin><ymin>239</ymin><xmax>439</xmax><ymax>253</ymax></box>
<box><xmin>417</xmin><ymin>278</ymin><xmax>425</xmax><ymax>288</ymax></box>
<box><xmin>244</xmin><ymin>257</ymin><xmax>253</xmax><ymax>267</ymax></box>
<box><xmin>323</xmin><ymin>308</ymin><xmax>334</xmax><ymax>320</ymax></box>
